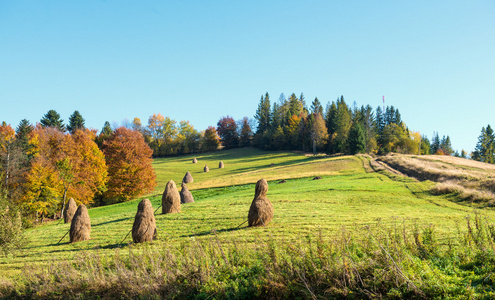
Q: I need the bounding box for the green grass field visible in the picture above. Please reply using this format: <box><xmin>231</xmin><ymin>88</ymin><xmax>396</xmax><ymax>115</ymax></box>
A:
<box><xmin>2</xmin><ymin>148</ymin><xmax>495</xmax><ymax>298</ymax></box>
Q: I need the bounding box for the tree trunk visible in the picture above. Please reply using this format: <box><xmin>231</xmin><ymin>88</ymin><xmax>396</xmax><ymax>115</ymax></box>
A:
<box><xmin>60</xmin><ymin>187</ymin><xmax>68</xmax><ymax>220</ymax></box>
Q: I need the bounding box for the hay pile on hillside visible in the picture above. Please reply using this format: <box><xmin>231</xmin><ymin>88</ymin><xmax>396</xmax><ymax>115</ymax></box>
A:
<box><xmin>248</xmin><ymin>178</ymin><xmax>273</xmax><ymax>227</ymax></box>
<box><xmin>70</xmin><ymin>204</ymin><xmax>91</xmax><ymax>243</ymax></box>
<box><xmin>183</xmin><ymin>171</ymin><xmax>193</xmax><ymax>184</ymax></box>
<box><xmin>193</xmin><ymin>158</ymin><xmax>197</xmax><ymax>164</ymax></box>
<box><xmin>132</xmin><ymin>198</ymin><xmax>156</xmax><ymax>243</ymax></box>
<box><xmin>204</xmin><ymin>165</ymin><xmax>209</xmax><ymax>172</ymax></box>
<box><xmin>313</xmin><ymin>176</ymin><xmax>322</xmax><ymax>180</ymax></box>
<box><xmin>64</xmin><ymin>198</ymin><xmax>77</xmax><ymax>224</ymax></box>
<box><xmin>180</xmin><ymin>183</ymin><xmax>194</xmax><ymax>204</ymax></box>
<box><xmin>219</xmin><ymin>161</ymin><xmax>224</xmax><ymax>168</ymax></box>
<box><xmin>162</xmin><ymin>180</ymin><xmax>181</xmax><ymax>214</ymax></box>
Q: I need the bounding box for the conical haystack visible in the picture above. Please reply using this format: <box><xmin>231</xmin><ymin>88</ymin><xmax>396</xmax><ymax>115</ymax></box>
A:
<box><xmin>162</xmin><ymin>180</ymin><xmax>181</xmax><ymax>214</ymax></box>
<box><xmin>180</xmin><ymin>183</ymin><xmax>194</xmax><ymax>204</ymax></box>
<box><xmin>132</xmin><ymin>198</ymin><xmax>156</xmax><ymax>243</ymax></box>
<box><xmin>64</xmin><ymin>198</ymin><xmax>77</xmax><ymax>224</ymax></box>
<box><xmin>183</xmin><ymin>171</ymin><xmax>193</xmax><ymax>184</ymax></box>
<box><xmin>204</xmin><ymin>165</ymin><xmax>209</xmax><ymax>172</ymax></box>
<box><xmin>70</xmin><ymin>204</ymin><xmax>91</xmax><ymax>243</ymax></box>
<box><xmin>248</xmin><ymin>178</ymin><xmax>273</xmax><ymax>227</ymax></box>
<box><xmin>193</xmin><ymin>158</ymin><xmax>198</xmax><ymax>163</ymax></box>
<box><xmin>219</xmin><ymin>161</ymin><xmax>224</xmax><ymax>168</ymax></box>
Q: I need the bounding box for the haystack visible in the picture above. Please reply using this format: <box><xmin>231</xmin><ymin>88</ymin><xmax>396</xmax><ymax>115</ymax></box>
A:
<box><xmin>183</xmin><ymin>171</ymin><xmax>193</xmax><ymax>184</ymax></box>
<box><xmin>193</xmin><ymin>158</ymin><xmax>198</xmax><ymax>164</ymax></box>
<box><xmin>162</xmin><ymin>180</ymin><xmax>181</xmax><ymax>214</ymax></box>
<box><xmin>248</xmin><ymin>179</ymin><xmax>274</xmax><ymax>227</ymax></box>
<box><xmin>219</xmin><ymin>161</ymin><xmax>224</xmax><ymax>168</ymax></box>
<box><xmin>204</xmin><ymin>165</ymin><xmax>209</xmax><ymax>172</ymax></box>
<box><xmin>64</xmin><ymin>198</ymin><xmax>77</xmax><ymax>224</ymax></box>
<box><xmin>70</xmin><ymin>204</ymin><xmax>91</xmax><ymax>243</ymax></box>
<box><xmin>313</xmin><ymin>176</ymin><xmax>322</xmax><ymax>180</ymax></box>
<box><xmin>132</xmin><ymin>198</ymin><xmax>156</xmax><ymax>243</ymax></box>
<box><xmin>180</xmin><ymin>183</ymin><xmax>194</xmax><ymax>204</ymax></box>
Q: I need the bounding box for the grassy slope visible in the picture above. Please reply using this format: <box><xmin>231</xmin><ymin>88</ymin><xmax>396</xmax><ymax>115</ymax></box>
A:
<box><xmin>2</xmin><ymin>149</ymin><xmax>494</xmax><ymax>281</ymax></box>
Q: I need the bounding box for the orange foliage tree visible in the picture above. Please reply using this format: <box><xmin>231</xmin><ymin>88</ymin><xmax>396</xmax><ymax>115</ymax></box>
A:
<box><xmin>58</xmin><ymin>129</ymin><xmax>108</xmax><ymax>209</ymax></box>
<box><xmin>22</xmin><ymin>126</ymin><xmax>108</xmax><ymax>218</ymax></box>
<box><xmin>103</xmin><ymin>127</ymin><xmax>156</xmax><ymax>203</ymax></box>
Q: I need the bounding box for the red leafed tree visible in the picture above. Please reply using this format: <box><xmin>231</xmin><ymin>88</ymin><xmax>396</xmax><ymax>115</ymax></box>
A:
<box><xmin>216</xmin><ymin>116</ymin><xmax>239</xmax><ymax>149</ymax></box>
<box><xmin>103</xmin><ymin>127</ymin><xmax>156</xmax><ymax>203</ymax></box>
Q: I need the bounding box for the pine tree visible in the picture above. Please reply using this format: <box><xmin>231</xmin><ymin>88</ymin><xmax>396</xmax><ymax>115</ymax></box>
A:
<box><xmin>347</xmin><ymin>122</ymin><xmax>366</xmax><ymax>154</ymax></box>
<box><xmin>40</xmin><ymin>110</ymin><xmax>65</xmax><ymax>131</ymax></box>
<box><xmin>430</xmin><ymin>132</ymin><xmax>440</xmax><ymax>154</ymax></box>
<box><xmin>15</xmin><ymin>119</ymin><xmax>33</xmax><ymax>149</ymax></box>
<box><xmin>440</xmin><ymin>135</ymin><xmax>453</xmax><ymax>156</ymax></box>
<box><xmin>473</xmin><ymin>125</ymin><xmax>495</xmax><ymax>163</ymax></box>
<box><xmin>310</xmin><ymin>97</ymin><xmax>323</xmax><ymax>115</ymax></box>
<box><xmin>254</xmin><ymin>93</ymin><xmax>271</xmax><ymax>134</ymax></box>
<box><xmin>67</xmin><ymin>110</ymin><xmax>85</xmax><ymax>134</ymax></box>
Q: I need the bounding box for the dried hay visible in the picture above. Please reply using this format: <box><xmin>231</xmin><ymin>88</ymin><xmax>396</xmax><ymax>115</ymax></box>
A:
<box><xmin>64</xmin><ymin>198</ymin><xmax>77</xmax><ymax>224</ymax></box>
<box><xmin>162</xmin><ymin>180</ymin><xmax>181</xmax><ymax>214</ymax></box>
<box><xmin>193</xmin><ymin>158</ymin><xmax>198</xmax><ymax>163</ymax></box>
<box><xmin>219</xmin><ymin>161</ymin><xmax>224</xmax><ymax>168</ymax></box>
<box><xmin>183</xmin><ymin>171</ymin><xmax>193</xmax><ymax>184</ymax></box>
<box><xmin>180</xmin><ymin>183</ymin><xmax>194</xmax><ymax>204</ymax></box>
<box><xmin>313</xmin><ymin>176</ymin><xmax>322</xmax><ymax>180</ymax></box>
<box><xmin>248</xmin><ymin>178</ymin><xmax>273</xmax><ymax>227</ymax></box>
<box><xmin>132</xmin><ymin>198</ymin><xmax>156</xmax><ymax>243</ymax></box>
<box><xmin>69</xmin><ymin>204</ymin><xmax>91</xmax><ymax>243</ymax></box>
<box><xmin>204</xmin><ymin>165</ymin><xmax>209</xmax><ymax>172</ymax></box>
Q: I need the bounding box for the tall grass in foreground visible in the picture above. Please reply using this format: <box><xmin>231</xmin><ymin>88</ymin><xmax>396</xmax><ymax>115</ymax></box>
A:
<box><xmin>2</xmin><ymin>214</ymin><xmax>495</xmax><ymax>299</ymax></box>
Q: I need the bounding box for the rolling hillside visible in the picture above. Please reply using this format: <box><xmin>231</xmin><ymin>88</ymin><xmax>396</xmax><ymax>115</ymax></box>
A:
<box><xmin>1</xmin><ymin>149</ymin><xmax>495</xmax><ymax>299</ymax></box>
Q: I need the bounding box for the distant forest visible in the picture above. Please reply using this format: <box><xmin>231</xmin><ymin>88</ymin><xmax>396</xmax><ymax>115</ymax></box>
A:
<box><xmin>0</xmin><ymin>93</ymin><xmax>494</xmax><ymax>219</ymax></box>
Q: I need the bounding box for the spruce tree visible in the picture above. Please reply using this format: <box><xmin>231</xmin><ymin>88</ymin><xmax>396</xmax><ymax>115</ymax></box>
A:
<box><xmin>254</xmin><ymin>93</ymin><xmax>271</xmax><ymax>134</ymax></box>
<box><xmin>310</xmin><ymin>97</ymin><xmax>323</xmax><ymax>115</ymax></box>
<box><xmin>40</xmin><ymin>110</ymin><xmax>65</xmax><ymax>131</ymax></box>
<box><xmin>67</xmin><ymin>110</ymin><xmax>85</xmax><ymax>134</ymax></box>
<box><xmin>473</xmin><ymin>125</ymin><xmax>495</xmax><ymax>163</ymax></box>
<box><xmin>347</xmin><ymin>122</ymin><xmax>366</xmax><ymax>154</ymax></box>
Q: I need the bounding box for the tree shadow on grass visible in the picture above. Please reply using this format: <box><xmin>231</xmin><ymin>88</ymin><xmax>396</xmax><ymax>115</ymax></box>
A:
<box><xmin>180</xmin><ymin>226</ymin><xmax>248</xmax><ymax>238</ymax></box>
<box><xmin>93</xmin><ymin>217</ymin><xmax>132</xmax><ymax>227</ymax></box>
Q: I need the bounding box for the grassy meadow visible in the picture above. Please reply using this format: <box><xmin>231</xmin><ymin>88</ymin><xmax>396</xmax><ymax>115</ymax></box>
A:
<box><xmin>1</xmin><ymin>148</ymin><xmax>495</xmax><ymax>298</ymax></box>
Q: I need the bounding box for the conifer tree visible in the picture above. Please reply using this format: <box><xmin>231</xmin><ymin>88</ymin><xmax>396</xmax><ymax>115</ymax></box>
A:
<box><xmin>67</xmin><ymin>110</ymin><xmax>85</xmax><ymax>134</ymax></box>
<box><xmin>347</xmin><ymin>122</ymin><xmax>366</xmax><ymax>154</ymax></box>
<box><xmin>473</xmin><ymin>125</ymin><xmax>495</xmax><ymax>163</ymax></box>
<box><xmin>310</xmin><ymin>97</ymin><xmax>323</xmax><ymax>115</ymax></box>
<box><xmin>40</xmin><ymin>110</ymin><xmax>65</xmax><ymax>131</ymax></box>
<box><xmin>254</xmin><ymin>93</ymin><xmax>271</xmax><ymax>134</ymax></box>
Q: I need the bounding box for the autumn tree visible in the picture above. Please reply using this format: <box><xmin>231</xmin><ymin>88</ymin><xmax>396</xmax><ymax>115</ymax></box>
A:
<box><xmin>202</xmin><ymin>126</ymin><xmax>220</xmax><ymax>152</ymax></box>
<box><xmin>67</xmin><ymin>110</ymin><xmax>85</xmax><ymax>134</ymax></box>
<box><xmin>103</xmin><ymin>127</ymin><xmax>156</xmax><ymax>203</ymax></box>
<box><xmin>177</xmin><ymin>121</ymin><xmax>201</xmax><ymax>154</ymax></box>
<box><xmin>58</xmin><ymin>129</ymin><xmax>107</xmax><ymax>211</ymax></box>
<box><xmin>22</xmin><ymin>126</ymin><xmax>65</xmax><ymax>220</ymax></box>
<box><xmin>217</xmin><ymin>116</ymin><xmax>239</xmax><ymax>149</ymax></box>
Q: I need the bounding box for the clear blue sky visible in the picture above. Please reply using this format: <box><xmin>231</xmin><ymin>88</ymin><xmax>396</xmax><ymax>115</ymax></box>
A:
<box><xmin>1</xmin><ymin>1</ymin><xmax>494</xmax><ymax>153</ymax></box>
